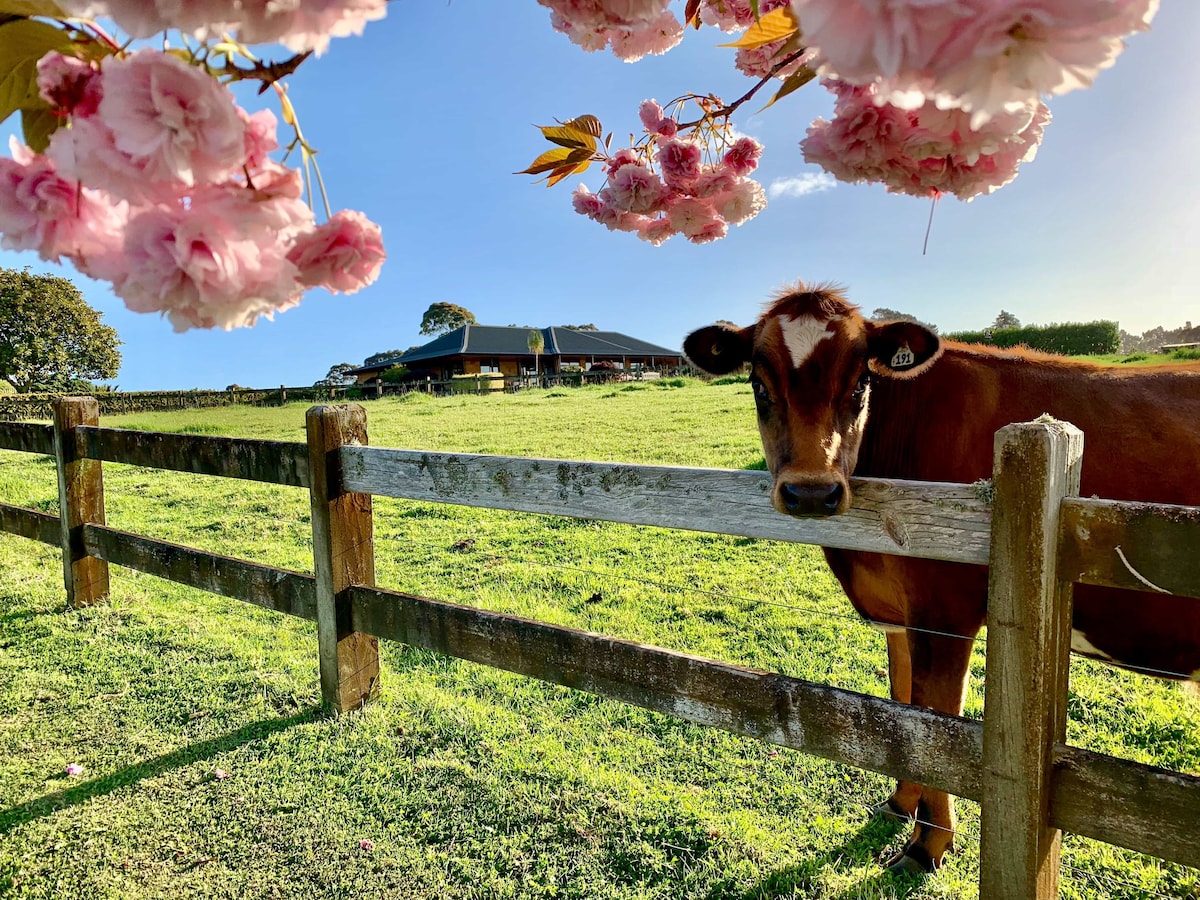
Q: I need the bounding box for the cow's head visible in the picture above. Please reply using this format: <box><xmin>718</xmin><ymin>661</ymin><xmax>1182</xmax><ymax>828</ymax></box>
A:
<box><xmin>684</xmin><ymin>283</ymin><xmax>941</xmax><ymax>517</ymax></box>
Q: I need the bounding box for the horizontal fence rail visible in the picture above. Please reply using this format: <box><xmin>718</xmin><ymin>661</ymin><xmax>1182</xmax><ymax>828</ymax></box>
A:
<box><xmin>77</xmin><ymin>427</ymin><xmax>310</xmax><ymax>488</ymax></box>
<box><xmin>340</xmin><ymin>447</ymin><xmax>994</xmax><ymax>565</ymax></box>
<box><xmin>1060</xmin><ymin>497</ymin><xmax>1200</xmax><ymax>600</ymax></box>
<box><xmin>0</xmin><ymin>501</ymin><xmax>59</xmax><ymax>545</ymax></box>
<box><xmin>0</xmin><ymin>421</ymin><xmax>54</xmax><ymax>456</ymax></box>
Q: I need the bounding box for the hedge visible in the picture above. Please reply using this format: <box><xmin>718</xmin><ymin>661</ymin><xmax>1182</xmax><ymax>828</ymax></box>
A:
<box><xmin>943</xmin><ymin>320</ymin><xmax>1120</xmax><ymax>356</ymax></box>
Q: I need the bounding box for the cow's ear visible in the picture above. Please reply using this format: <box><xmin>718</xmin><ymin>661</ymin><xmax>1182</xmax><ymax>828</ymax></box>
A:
<box><xmin>866</xmin><ymin>320</ymin><xmax>942</xmax><ymax>379</ymax></box>
<box><xmin>684</xmin><ymin>323</ymin><xmax>753</xmax><ymax>376</ymax></box>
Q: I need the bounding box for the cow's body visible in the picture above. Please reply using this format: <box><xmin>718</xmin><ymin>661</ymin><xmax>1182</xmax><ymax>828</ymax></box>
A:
<box><xmin>684</xmin><ymin>284</ymin><xmax>1200</xmax><ymax>874</ymax></box>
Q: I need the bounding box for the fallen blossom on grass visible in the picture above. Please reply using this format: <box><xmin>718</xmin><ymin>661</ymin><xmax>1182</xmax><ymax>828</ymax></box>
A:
<box><xmin>358</xmin><ymin>838</ymin><xmax>374</xmax><ymax>851</ymax></box>
<box><xmin>65</xmin><ymin>763</ymin><xmax>83</xmax><ymax>776</ymax></box>
<box><xmin>213</xmin><ymin>768</ymin><xmax>230</xmax><ymax>780</ymax></box>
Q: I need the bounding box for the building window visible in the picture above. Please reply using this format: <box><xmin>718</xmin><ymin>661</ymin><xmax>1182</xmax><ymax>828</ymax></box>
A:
<box><xmin>479</xmin><ymin>358</ymin><xmax>501</xmax><ymax>373</ymax></box>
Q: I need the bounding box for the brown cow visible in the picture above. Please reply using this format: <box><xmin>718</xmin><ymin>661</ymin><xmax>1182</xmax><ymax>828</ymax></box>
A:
<box><xmin>683</xmin><ymin>282</ymin><xmax>1200</xmax><ymax>874</ymax></box>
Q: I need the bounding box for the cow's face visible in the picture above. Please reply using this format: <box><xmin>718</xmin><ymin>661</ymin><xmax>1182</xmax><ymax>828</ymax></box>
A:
<box><xmin>684</xmin><ymin>284</ymin><xmax>942</xmax><ymax>517</ymax></box>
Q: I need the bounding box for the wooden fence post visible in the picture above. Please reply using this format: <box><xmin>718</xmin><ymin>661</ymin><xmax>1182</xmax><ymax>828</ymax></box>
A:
<box><xmin>980</xmin><ymin>417</ymin><xmax>1083</xmax><ymax>900</ymax></box>
<box><xmin>306</xmin><ymin>404</ymin><xmax>380</xmax><ymax>713</ymax></box>
<box><xmin>52</xmin><ymin>396</ymin><xmax>109</xmax><ymax>607</ymax></box>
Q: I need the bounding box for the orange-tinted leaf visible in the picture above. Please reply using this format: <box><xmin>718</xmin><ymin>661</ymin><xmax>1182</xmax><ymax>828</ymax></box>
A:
<box><xmin>717</xmin><ymin>6</ymin><xmax>799</xmax><ymax>50</ymax></box>
<box><xmin>545</xmin><ymin>158</ymin><xmax>590</xmax><ymax>188</ymax></box>
<box><xmin>684</xmin><ymin>0</ymin><xmax>701</xmax><ymax>28</ymax></box>
<box><xmin>517</xmin><ymin>146</ymin><xmax>594</xmax><ymax>178</ymax></box>
<box><xmin>758</xmin><ymin>65</ymin><xmax>816</xmax><ymax>111</ymax></box>
<box><xmin>562</xmin><ymin>114</ymin><xmax>602</xmax><ymax>138</ymax></box>
<box><xmin>539</xmin><ymin>124</ymin><xmax>596</xmax><ymax>151</ymax></box>
<box><xmin>516</xmin><ymin>147</ymin><xmax>576</xmax><ymax>176</ymax></box>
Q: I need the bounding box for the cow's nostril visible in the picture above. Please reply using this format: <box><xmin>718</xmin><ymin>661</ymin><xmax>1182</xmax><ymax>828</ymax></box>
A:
<box><xmin>778</xmin><ymin>481</ymin><xmax>843</xmax><ymax>518</ymax></box>
<box><xmin>823</xmin><ymin>481</ymin><xmax>844</xmax><ymax>512</ymax></box>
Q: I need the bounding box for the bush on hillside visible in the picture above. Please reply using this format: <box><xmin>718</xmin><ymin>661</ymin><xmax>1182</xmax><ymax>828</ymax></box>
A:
<box><xmin>944</xmin><ymin>320</ymin><xmax>1119</xmax><ymax>355</ymax></box>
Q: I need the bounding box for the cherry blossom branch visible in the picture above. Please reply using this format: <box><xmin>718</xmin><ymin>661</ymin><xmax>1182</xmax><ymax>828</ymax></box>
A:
<box><xmin>675</xmin><ymin>47</ymin><xmax>809</xmax><ymax>128</ymax></box>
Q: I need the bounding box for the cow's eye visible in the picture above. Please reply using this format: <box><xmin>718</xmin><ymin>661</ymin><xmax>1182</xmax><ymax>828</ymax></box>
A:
<box><xmin>751</xmin><ymin>378</ymin><xmax>771</xmax><ymax>406</ymax></box>
<box><xmin>851</xmin><ymin>372</ymin><xmax>870</xmax><ymax>403</ymax></box>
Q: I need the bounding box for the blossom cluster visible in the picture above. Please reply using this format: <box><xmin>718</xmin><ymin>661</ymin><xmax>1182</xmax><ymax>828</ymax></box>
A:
<box><xmin>793</xmin><ymin>0</ymin><xmax>1158</xmax><ymax>127</ymax></box>
<box><xmin>571</xmin><ymin>99</ymin><xmax>766</xmax><ymax>246</ymax></box>
<box><xmin>699</xmin><ymin>0</ymin><xmax>812</xmax><ymax>79</ymax></box>
<box><xmin>801</xmin><ymin>81</ymin><xmax>1050</xmax><ymax>200</ymax></box>
<box><xmin>537</xmin><ymin>0</ymin><xmax>683</xmax><ymax>61</ymax></box>
<box><xmin>0</xmin><ymin>50</ymin><xmax>384</xmax><ymax>331</ymax></box>
<box><xmin>56</xmin><ymin>0</ymin><xmax>387</xmax><ymax>56</ymax></box>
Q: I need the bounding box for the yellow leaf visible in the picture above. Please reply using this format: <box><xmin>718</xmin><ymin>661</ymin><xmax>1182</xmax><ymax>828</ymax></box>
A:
<box><xmin>0</xmin><ymin>18</ymin><xmax>73</xmax><ymax>128</ymax></box>
<box><xmin>539</xmin><ymin>124</ymin><xmax>596</xmax><ymax>151</ymax></box>
<box><xmin>684</xmin><ymin>0</ymin><xmax>701</xmax><ymax>29</ymax></box>
<box><xmin>717</xmin><ymin>6</ymin><xmax>799</xmax><ymax>50</ymax></box>
<box><xmin>516</xmin><ymin>147</ymin><xmax>576</xmax><ymax>176</ymax></box>
<box><xmin>758</xmin><ymin>65</ymin><xmax>816</xmax><ymax>112</ymax></box>
<box><xmin>562</xmin><ymin>114</ymin><xmax>602</xmax><ymax>138</ymax></box>
<box><xmin>0</xmin><ymin>1</ymin><xmax>64</xmax><ymax>15</ymax></box>
<box><xmin>21</xmin><ymin>104</ymin><xmax>60</xmax><ymax>152</ymax></box>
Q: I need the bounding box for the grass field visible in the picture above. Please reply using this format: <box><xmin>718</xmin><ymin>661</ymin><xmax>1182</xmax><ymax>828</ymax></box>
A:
<box><xmin>1</xmin><ymin>380</ymin><xmax>1198</xmax><ymax>899</ymax></box>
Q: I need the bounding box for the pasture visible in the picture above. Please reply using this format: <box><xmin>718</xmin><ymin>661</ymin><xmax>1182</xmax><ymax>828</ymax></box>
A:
<box><xmin>0</xmin><ymin>380</ymin><xmax>1197</xmax><ymax>899</ymax></box>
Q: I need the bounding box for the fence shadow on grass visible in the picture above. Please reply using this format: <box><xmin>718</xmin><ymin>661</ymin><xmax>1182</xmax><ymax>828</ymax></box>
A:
<box><xmin>706</xmin><ymin>812</ymin><xmax>930</xmax><ymax>900</ymax></box>
<box><xmin>0</xmin><ymin>707</ymin><xmax>318</xmax><ymax>835</ymax></box>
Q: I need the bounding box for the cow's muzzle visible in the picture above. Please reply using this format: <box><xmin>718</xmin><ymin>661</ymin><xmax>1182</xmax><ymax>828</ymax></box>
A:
<box><xmin>776</xmin><ymin>480</ymin><xmax>845</xmax><ymax>517</ymax></box>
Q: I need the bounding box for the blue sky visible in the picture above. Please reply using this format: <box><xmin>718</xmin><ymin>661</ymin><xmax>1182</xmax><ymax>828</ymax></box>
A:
<box><xmin>3</xmin><ymin>2</ymin><xmax>1197</xmax><ymax>391</ymax></box>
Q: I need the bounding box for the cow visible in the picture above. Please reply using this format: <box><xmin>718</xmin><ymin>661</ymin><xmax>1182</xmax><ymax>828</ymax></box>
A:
<box><xmin>683</xmin><ymin>282</ymin><xmax>1200</xmax><ymax>875</ymax></box>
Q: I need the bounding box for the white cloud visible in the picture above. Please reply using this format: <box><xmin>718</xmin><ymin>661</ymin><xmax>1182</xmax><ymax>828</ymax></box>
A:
<box><xmin>768</xmin><ymin>172</ymin><xmax>837</xmax><ymax>199</ymax></box>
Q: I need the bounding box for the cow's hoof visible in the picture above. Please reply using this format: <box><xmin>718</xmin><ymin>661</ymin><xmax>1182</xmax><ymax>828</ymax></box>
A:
<box><xmin>884</xmin><ymin>844</ymin><xmax>938</xmax><ymax>875</ymax></box>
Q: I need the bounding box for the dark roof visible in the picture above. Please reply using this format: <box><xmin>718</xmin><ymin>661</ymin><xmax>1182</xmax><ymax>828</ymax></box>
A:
<box><xmin>349</xmin><ymin>325</ymin><xmax>680</xmax><ymax>374</ymax></box>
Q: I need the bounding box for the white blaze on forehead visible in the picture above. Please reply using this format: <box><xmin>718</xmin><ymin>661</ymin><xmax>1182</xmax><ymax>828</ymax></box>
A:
<box><xmin>779</xmin><ymin>314</ymin><xmax>840</xmax><ymax>368</ymax></box>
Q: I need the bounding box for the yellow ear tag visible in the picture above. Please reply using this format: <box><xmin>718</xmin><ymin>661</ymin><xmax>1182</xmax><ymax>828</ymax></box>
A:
<box><xmin>891</xmin><ymin>344</ymin><xmax>915</xmax><ymax>368</ymax></box>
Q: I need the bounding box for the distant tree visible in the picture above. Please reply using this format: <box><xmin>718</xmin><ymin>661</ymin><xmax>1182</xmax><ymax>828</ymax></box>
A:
<box><xmin>714</xmin><ymin>319</ymin><xmax>739</xmax><ymax>329</ymax></box>
<box><xmin>870</xmin><ymin>307</ymin><xmax>938</xmax><ymax>333</ymax></box>
<box><xmin>0</xmin><ymin>268</ymin><xmax>121</xmax><ymax>393</ymax></box>
<box><xmin>527</xmin><ymin>329</ymin><xmax>545</xmax><ymax>376</ymax></box>
<box><xmin>420</xmin><ymin>302</ymin><xmax>477</xmax><ymax>336</ymax></box>
<box><xmin>225</xmin><ymin>383</ymin><xmax>249</xmax><ymax>391</ymax></box>
<box><xmin>380</xmin><ymin>365</ymin><xmax>410</xmax><ymax>384</ymax></box>
<box><xmin>363</xmin><ymin>349</ymin><xmax>406</xmax><ymax>367</ymax></box>
<box><xmin>316</xmin><ymin>362</ymin><xmax>357</xmax><ymax>386</ymax></box>
<box><xmin>560</xmin><ymin>323</ymin><xmax>598</xmax><ymax>331</ymax></box>
<box><xmin>991</xmin><ymin>310</ymin><xmax>1022</xmax><ymax>330</ymax></box>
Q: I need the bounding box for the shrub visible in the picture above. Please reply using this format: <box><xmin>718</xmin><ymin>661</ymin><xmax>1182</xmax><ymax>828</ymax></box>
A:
<box><xmin>945</xmin><ymin>320</ymin><xmax>1120</xmax><ymax>355</ymax></box>
<box><xmin>380</xmin><ymin>365</ymin><xmax>410</xmax><ymax>384</ymax></box>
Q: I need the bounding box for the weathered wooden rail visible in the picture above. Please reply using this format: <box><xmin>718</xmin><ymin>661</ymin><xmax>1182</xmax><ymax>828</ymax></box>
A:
<box><xmin>0</xmin><ymin>398</ymin><xmax>1197</xmax><ymax>900</ymax></box>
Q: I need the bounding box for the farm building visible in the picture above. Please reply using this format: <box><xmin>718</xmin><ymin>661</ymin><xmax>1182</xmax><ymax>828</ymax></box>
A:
<box><xmin>347</xmin><ymin>325</ymin><xmax>684</xmax><ymax>383</ymax></box>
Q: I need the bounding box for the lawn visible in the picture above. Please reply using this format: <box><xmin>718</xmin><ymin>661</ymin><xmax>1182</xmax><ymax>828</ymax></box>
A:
<box><xmin>0</xmin><ymin>380</ymin><xmax>1197</xmax><ymax>899</ymax></box>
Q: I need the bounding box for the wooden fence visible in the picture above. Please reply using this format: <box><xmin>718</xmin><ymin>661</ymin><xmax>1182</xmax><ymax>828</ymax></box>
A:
<box><xmin>0</xmin><ymin>397</ymin><xmax>1198</xmax><ymax>900</ymax></box>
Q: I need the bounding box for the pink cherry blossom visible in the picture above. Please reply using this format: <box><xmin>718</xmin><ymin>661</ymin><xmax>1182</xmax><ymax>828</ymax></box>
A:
<box><xmin>238</xmin><ymin>0</ymin><xmax>388</xmax><ymax>57</ymax></box>
<box><xmin>0</xmin><ymin>140</ymin><xmax>126</xmax><ymax>264</ymax></box>
<box><xmin>604</xmin><ymin>147</ymin><xmax>642</xmax><ymax>176</ymax></box>
<box><xmin>572</xmin><ymin>184</ymin><xmax>605</xmax><ymax>217</ymax></box>
<box><xmin>686</xmin><ymin>218</ymin><xmax>728</xmax><ymax>244</ymax></box>
<box><xmin>608</xmin><ymin>11</ymin><xmax>684</xmax><ymax>62</ymax></box>
<box><xmin>636</xmin><ymin>216</ymin><xmax>675</xmax><ymax>246</ymax></box>
<box><xmin>802</xmin><ymin>81</ymin><xmax>1050</xmax><ymax>200</ymax></box>
<box><xmin>65</xmin><ymin>763</ymin><xmax>83</xmax><ymax>776</ymax></box>
<box><xmin>115</xmin><ymin>201</ymin><xmax>304</xmax><ymax>332</ymax></box>
<box><xmin>97</xmin><ymin>50</ymin><xmax>246</xmax><ymax>190</ymax></box>
<box><xmin>358</xmin><ymin>839</ymin><xmax>374</xmax><ymax>851</ymax></box>
<box><xmin>722</xmin><ymin>137</ymin><xmax>763</xmax><ymax>177</ymax></box>
<box><xmin>213</xmin><ymin>768</ymin><xmax>230</xmax><ymax>780</ymax></box>
<box><xmin>714</xmin><ymin>179</ymin><xmax>767</xmax><ymax>225</ymax></box>
<box><xmin>606</xmin><ymin>163</ymin><xmax>667</xmax><ymax>214</ymax></box>
<box><xmin>667</xmin><ymin>197</ymin><xmax>720</xmax><ymax>239</ymax></box>
<box><xmin>36</xmin><ymin>52</ymin><xmax>102</xmax><ymax>118</ymax></box>
<box><xmin>656</xmin><ymin>138</ymin><xmax>702</xmax><ymax>191</ymax></box>
<box><xmin>793</xmin><ymin>0</ymin><xmax>1157</xmax><ymax>125</ymax></box>
<box><xmin>287</xmin><ymin>210</ymin><xmax>385</xmax><ymax>294</ymax></box>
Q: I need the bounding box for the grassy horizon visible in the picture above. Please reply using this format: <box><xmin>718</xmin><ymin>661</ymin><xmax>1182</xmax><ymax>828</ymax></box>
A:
<box><xmin>0</xmin><ymin>381</ymin><xmax>1197</xmax><ymax>899</ymax></box>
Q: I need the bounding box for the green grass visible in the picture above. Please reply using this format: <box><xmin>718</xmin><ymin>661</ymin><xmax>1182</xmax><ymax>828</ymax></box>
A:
<box><xmin>1</xmin><ymin>383</ymin><xmax>1198</xmax><ymax>899</ymax></box>
<box><xmin>1082</xmin><ymin>349</ymin><xmax>1200</xmax><ymax>366</ymax></box>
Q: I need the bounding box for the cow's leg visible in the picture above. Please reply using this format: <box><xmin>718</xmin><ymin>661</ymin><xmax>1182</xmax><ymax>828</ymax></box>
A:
<box><xmin>885</xmin><ymin>628</ymin><xmax>975</xmax><ymax>874</ymax></box>
<box><xmin>876</xmin><ymin>629</ymin><xmax>923</xmax><ymax>819</ymax></box>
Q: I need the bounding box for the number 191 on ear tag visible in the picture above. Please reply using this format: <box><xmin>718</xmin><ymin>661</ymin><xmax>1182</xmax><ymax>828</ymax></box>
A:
<box><xmin>891</xmin><ymin>344</ymin><xmax>915</xmax><ymax>368</ymax></box>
